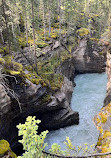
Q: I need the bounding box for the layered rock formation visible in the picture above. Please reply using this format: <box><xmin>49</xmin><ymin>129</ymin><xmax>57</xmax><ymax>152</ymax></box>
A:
<box><xmin>0</xmin><ymin>55</ymin><xmax>79</xmax><ymax>152</ymax></box>
<box><xmin>72</xmin><ymin>38</ymin><xmax>106</xmax><ymax>73</ymax></box>
<box><xmin>94</xmin><ymin>52</ymin><xmax>111</xmax><ymax>155</ymax></box>
<box><xmin>0</xmin><ymin>37</ymin><xmax>106</xmax><ymax>154</ymax></box>
<box><xmin>104</xmin><ymin>52</ymin><xmax>111</xmax><ymax>106</ymax></box>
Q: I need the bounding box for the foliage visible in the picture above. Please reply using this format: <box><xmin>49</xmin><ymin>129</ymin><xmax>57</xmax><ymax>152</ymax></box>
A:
<box><xmin>36</xmin><ymin>42</ymin><xmax>49</xmax><ymax>48</ymax></box>
<box><xmin>17</xmin><ymin>116</ymin><xmax>97</xmax><ymax>158</ymax></box>
<box><xmin>2</xmin><ymin>56</ymin><xmax>23</xmax><ymax>75</ymax></box>
<box><xmin>76</xmin><ymin>28</ymin><xmax>89</xmax><ymax>37</ymax></box>
<box><xmin>94</xmin><ymin>102</ymin><xmax>111</xmax><ymax>153</ymax></box>
<box><xmin>17</xmin><ymin>116</ymin><xmax>48</xmax><ymax>158</ymax></box>
<box><xmin>18</xmin><ymin>35</ymin><xmax>27</xmax><ymax>48</ymax></box>
<box><xmin>0</xmin><ymin>58</ymin><xmax>5</xmax><ymax>64</ymax></box>
<box><xmin>41</xmin><ymin>94</ymin><xmax>51</xmax><ymax>104</ymax></box>
<box><xmin>0</xmin><ymin>46</ymin><xmax>9</xmax><ymax>55</ymax></box>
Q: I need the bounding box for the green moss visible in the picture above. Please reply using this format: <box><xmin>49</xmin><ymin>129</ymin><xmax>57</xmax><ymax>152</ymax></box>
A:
<box><xmin>0</xmin><ymin>46</ymin><xmax>9</xmax><ymax>55</ymax></box>
<box><xmin>51</xmin><ymin>33</ymin><xmax>59</xmax><ymax>39</ymax></box>
<box><xmin>24</xmin><ymin>71</ymin><xmax>46</xmax><ymax>86</ymax></box>
<box><xmin>0</xmin><ymin>139</ymin><xmax>10</xmax><ymax>155</ymax></box>
<box><xmin>0</xmin><ymin>58</ymin><xmax>5</xmax><ymax>64</ymax></box>
<box><xmin>90</xmin><ymin>37</ymin><xmax>99</xmax><ymax>41</ymax></box>
<box><xmin>41</xmin><ymin>94</ymin><xmax>51</xmax><ymax>104</ymax></box>
<box><xmin>41</xmin><ymin>36</ymin><xmax>51</xmax><ymax>41</ymax></box>
<box><xmin>36</xmin><ymin>42</ymin><xmax>49</xmax><ymax>48</ymax></box>
<box><xmin>3</xmin><ymin>56</ymin><xmax>23</xmax><ymax>75</ymax></box>
<box><xmin>31</xmin><ymin>78</ymin><xmax>42</xmax><ymax>85</ymax></box>
<box><xmin>99</xmin><ymin>52</ymin><xmax>103</xmax><ymax>55</ymax></box>
<box><xmin>18</xmin><ymin>35</ymin><xmax>27</xmax><ymax>48</ymax></box>
<box><xmin>76</xmin><ymin>28</ymin><xmax>89</xmax><ymax>37</ymax></box>
<box><xmin>52</xmin><ymin>22</ymin><xmax>59</xmax><ymax>28</ymax></box>
<box><xmin>6</xmin><ymin>70</ymin><xmax>21</xmax><ymax>75</ymax></box>
<box><xmin>0</xmin><ymin>140</ymin><xmax>17</xmax><ymax>158</ymax></box>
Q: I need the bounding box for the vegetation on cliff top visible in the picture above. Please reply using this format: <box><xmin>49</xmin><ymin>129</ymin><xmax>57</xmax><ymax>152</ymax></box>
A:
<box><xmin>0</xmin><ymin>0</ymin><xmax>111</xmax><ymax>156</ymax></box>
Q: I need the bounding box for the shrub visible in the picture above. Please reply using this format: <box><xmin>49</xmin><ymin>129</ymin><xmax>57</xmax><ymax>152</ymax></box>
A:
<box><xmin>17</xmin><ymin>35</ymin><xmax>27</xmax><ymax>48</ymax></box>
<box><xmin>99</xmin><ymin>112</ymin><xmax>108</xmax><ymax>124</ymax></box>
<box><xmin>17</xmin><ymin>116</ymin><xmax>97</xmax><ymax>158</ymax></box>
<box><xmin>17</xmin><ymin>116</ymin><xmax>48</xmax><ymax>158</ymax></box>
<box><xmin>76</xmin><ymin>28</ymin><xmax>89</xmax><ymax>37</ymax></box>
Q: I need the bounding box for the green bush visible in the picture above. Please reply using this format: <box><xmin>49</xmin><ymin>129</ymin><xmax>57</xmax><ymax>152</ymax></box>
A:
<box><xmin>18</xmin><ymin>36</ymin><xmax>27</xmax><ymax>48</ymax></box>
<box><xmin>17</xmin><ymin>116</ymin><xmax>97</xmax><ymax>158</ymax></box>
<box><xmin>76</xmin><ymin>28</ymin><xmax>89</xmax><ymax>37</ymax></box>
<box><xmin>17</xmin><ymin>116</ymin><xmax>48</xmax><ymax>158</ymax></box>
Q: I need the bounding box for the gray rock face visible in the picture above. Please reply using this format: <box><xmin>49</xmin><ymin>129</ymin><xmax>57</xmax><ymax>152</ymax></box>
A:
<box><xmin>0</xmin><ymin>66</ymin><xmax>79</xmax><ymax>150</ymax></box>
<box><xmin>72</xmin><ymin>38</ymin><xmax>106</xmax><ymax>73</ymax></box>
<box><xmin>104</xmin><ymin>53</ymin><xmax>111</xmax><ymax>106</ymax></box>
<box><xmin>56</xmin><ymin>58</ymin><xmax>75</xmax><ymax>82</ymax></box>
<box><xmin>0</xmin><ymin>84</ymin><xmax>11</xmax><ymax>115</ymax></box>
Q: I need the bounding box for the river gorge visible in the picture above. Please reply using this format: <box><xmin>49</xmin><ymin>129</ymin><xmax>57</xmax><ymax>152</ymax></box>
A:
<box><xmin>0</xmin><ymin>36</ymin><xmax>109</xmax><ymax>156</ymax></box>
<box><xmin>45</xmin><ymin>73</ymin><xmax>107</xmax><ymax>151</ymax></box>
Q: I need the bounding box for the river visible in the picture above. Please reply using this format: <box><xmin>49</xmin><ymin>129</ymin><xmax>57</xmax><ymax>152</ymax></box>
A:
<box><xmin>45</xmin><ymin>73</ymin><xmax>107</xmax><ymax>152</ymax></box>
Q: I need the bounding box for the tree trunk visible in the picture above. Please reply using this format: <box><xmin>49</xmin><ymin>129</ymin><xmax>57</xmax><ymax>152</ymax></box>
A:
<box><xmin>12</xmin><ymin>23</ymin><xmax>16</xmax><ymax>38</ymax></box>
<box><xmin>2</xmin><ymin>0</ymin><xmax>11</xmax><ymax>53</ymax></box>
<box><xmin>48</xmin><ymin>0</ymin><xmax>51</xmax><ymax>37</ymax></box>
<box><xmin>25</xmin><ymin>9</ymin><xmax>28</xmax><ymax>46</ymax></box>
<box><xmin>43</xmin><ymin>1</ymin><xmax>46</xmax><ymax>41</ymax></box>
<box><xmin>0</xmin><ymin>30</ymin><xmax>4</xmax><ymax>44</ymax></box>
<box><xmin>59</xmin><ymin>0</ymin><xmax>62</xmax><ymax>42</ymax></box>
<box><xmin>31</xmin><ymin>0</ymin><xmax>38</xmax><ymax>74</ymax></box>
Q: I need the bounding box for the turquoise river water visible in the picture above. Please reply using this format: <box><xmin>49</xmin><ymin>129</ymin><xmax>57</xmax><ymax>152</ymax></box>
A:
<box><xmin>45</xmin><ymin>73</ymin><xmax>107</xmax><ymax>151</ymax></box>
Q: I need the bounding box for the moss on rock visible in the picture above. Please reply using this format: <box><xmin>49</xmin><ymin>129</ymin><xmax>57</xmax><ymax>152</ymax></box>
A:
<box><xmin>0</xmin><ymin>46</ymin><xmax>9</xmax><ymax>55</ymax></box>
<box><xmin>0</xmin><ymin>140</ymin><xmax>17</xmax><ymax>158</ymax></box>
<box><xmin>0</xmin><ymin>139</ymin><xmax>10</xmax><ymax>155</ymax></box>
<box><xmin>41</xmin><ymin>94</ymin><xmax>51</xmax><ymax>104</ymax></box>
<box><xmin>0</xmin><ymin>58</ymin><xmax>5</xmax><ymax>64</ymax></box>
<box><xmin>36</xmin><ymin>42</ymin><xmax>49</xmax><ymax>48</ymax></box>
<box><xmin>2</xmin><ymin>56</ymin><xmax>23</xmax><ymax>75</ymax></box>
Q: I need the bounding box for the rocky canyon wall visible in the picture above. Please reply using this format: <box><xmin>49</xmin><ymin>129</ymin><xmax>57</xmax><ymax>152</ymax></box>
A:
<box><xmin>104</xmin><ymin>52</ymin><xmax>111</xmax><ymax>106</ymax></box>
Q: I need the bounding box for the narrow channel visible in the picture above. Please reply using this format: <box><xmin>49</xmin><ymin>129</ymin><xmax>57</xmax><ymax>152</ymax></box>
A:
<box><xmin>45</xmin><ymin>73</ymin><xmax>107</xmax><ymax>151</ymax></box>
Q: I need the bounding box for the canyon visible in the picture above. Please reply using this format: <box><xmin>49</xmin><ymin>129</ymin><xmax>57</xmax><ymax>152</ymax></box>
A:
<box><xmin>0</xmin><ymin>37</ymin><xmax>107</xmax><ymax>154</ymax></box>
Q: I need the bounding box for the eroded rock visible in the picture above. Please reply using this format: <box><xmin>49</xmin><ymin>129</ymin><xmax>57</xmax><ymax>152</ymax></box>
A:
<box><xmin>72</xmin><ymin>38</ymin><xmax>106</xmax><ymax>73</ymax></box>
